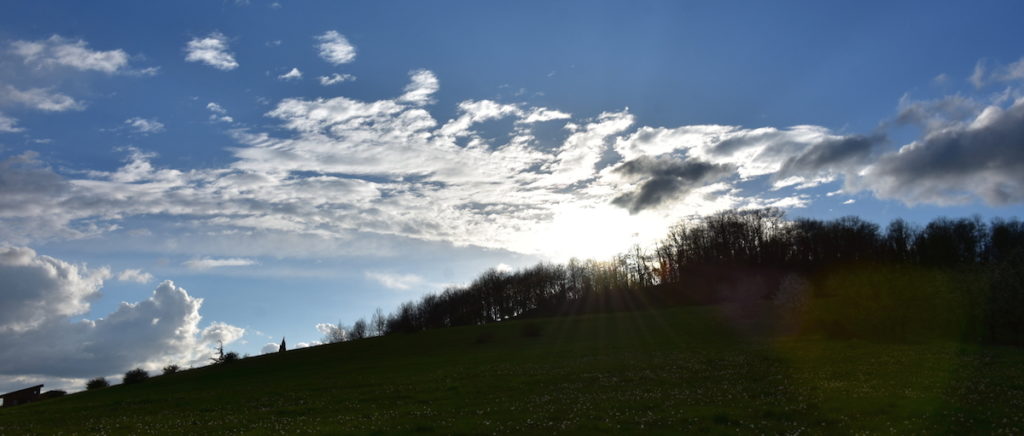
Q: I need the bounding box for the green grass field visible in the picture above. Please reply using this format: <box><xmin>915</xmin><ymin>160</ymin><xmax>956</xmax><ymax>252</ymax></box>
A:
<box><xmin>2</xmin><ymin>305</ymin><xmax>1023</xmax><ymax>434</ymax></box>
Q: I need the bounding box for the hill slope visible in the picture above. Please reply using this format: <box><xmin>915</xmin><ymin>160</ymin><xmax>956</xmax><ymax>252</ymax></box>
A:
<box><xmin>2</xmin><ymin>305</ymin><xmax>1023</xmax><ymax>434</ymax></box>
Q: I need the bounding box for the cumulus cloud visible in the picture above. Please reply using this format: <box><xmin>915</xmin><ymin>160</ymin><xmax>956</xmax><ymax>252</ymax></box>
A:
<box><xmin>123</xmin><ymin>117</ymin><xmax>165</xmax><ymax>134</ymax></box>
<box><xmin>365</xmin><ymin>271</ymin><xmax>424</xmax><ymax>290</ymax></box>
<box><xmin>319</xmin><ymin>73</ymin><xmax>355</xmax><ymax>86</ymax></box>
<box><xmin>0</xmin><ymin>67</ymin><xmax>835</xmax><ymax>262</ymax></box>
<box><xmin>0</xmin><ymin>113</ymin><xmax>22</xmax><ymax>132</ymax></box>
<box><xmin>185</xmin><ymin>32</ymin><xmax>238</xmax><ymax>71</ymax></box>
<box><xmin>278</xmin><ymin>67</ymin><xmax>302</xmax><ymax>81</ymax></box>
<box><xmin>610</xmin><ymin>156</ymin><xmax>736</xmax><ymax>213</ymax></box>
<box><xmin>0</xmin><ymin>248</ymin><xmax>243</xmax><ymax>387</ymax></box>
<box><xmin>0</xmin><ymin>246</ymin><xmax>109</xmax><ymax>333</ymax></box>
<box><xmin>315</xmin><ymin>30</ymin><xmax>356</xmax><ymax>65</ymax></box>
<box><xmin>183</xmin><ymin>257</ymin><xmax>257</xmax><ymax>270</ymax></box>
<box><xmin>117</xmin><ymin>268</ymin><xmax>153</xmax><ymax>284</ymax></box>
<box><xmin>9</xmin><ymin>35</ymin><xmax>149</xmax><ymax>75</ymax></box>
<box><xmin>854</xmin><ymin>97</ymin><xmax>1024</xmax><ymax>205</ymax></box>
<box><xmin>3</xmin><ymin>86</ymin><xmax>83</xmax><ymax>112</ymax></box>
<box><xmin>260</xmin><ymin>343</ymin><xmax>279</xmax><ymax>354</ymax></box>
<box><xmin>398</xmin><ymin>69</ymin><xmax>439</xmax><ymax>105</ymax></box>
<box><xmin>545</xmin><ymin>111</ymin><xmax>634</xmax><ymax>185</ymax></box>
<box><xmin>200</xmin><ymin>322</ymin><xmax>245</xmax><ymax>344</ymax></box>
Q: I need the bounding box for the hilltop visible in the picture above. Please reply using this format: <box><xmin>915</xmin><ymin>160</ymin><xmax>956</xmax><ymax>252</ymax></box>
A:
<box><xmin>2</xmin><ymin>303</ymin><xmax>1023</xmax><ymax>434</ymax></box>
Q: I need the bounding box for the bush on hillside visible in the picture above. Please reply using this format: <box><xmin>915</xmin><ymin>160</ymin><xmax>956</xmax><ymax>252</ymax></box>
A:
<box><xmin>123</xmin><ymin>368</ymin><xmax>150</xmax><ymax>384</ymax></box>
<box><xmin>85</xmin><ymin>377</ymin><xmax>109</xmax><ymax>390</ymax></box>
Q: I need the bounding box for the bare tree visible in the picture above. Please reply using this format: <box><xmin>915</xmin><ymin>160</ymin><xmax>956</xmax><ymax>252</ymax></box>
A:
<box><xmin>370</xmin><ymin>308</ymin><xmax>387</xmax><ymax>337</ymax></box>
<box><xmin>350</xmin><ymin>318</ymin><xmax>368</xmax><ymax>340</ymax></box>
<box><xmin>321</xmin><ymin>322</ymin><xmax>348</xmax><ymax>343</ymax></box>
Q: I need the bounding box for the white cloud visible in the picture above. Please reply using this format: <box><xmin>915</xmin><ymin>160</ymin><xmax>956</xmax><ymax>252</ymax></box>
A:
<box><xmin>494</xmin><ymin>263</ymin><xmax>514</xmax><ymax>273</ymax></box>
<box><xmin>0</xmin><ymin>113</ymin><xmax>23</xmax><ymax>132</ymax></box>
<box><xmin>206</xmin><ymin>102</ymin><xmax>234</xmax><ymax>123</ymax></box>
<box><xmin>260</xmin><ymin>343</ymin><xmax>279</xmax><ymax>354</ymax></box>
<box><xmin>365</xmin><ymin>271</ymin><xmax>424</xmax><ymax>290</ymax></box>
<box><xmin>183</xmin><ymin>257</ymin><xmax>257</xmax><ymax>270</ymax></box>
<box><xmin>207</xmin><ymin>102</ymin><xmax>227</xmax><ymax>113</ymax></box>
<box><xmin>117</xmin><ymin>268</ymin><xmax>153</xmax><ymax>284</ymax></box>
<box><xmin>9</xmin><ymin>35</ymin><xmax>138</xmax><ymax>74</ymax></box>
<box><xmin>398</xmin><ymin>69</ymin><xmax>439</xmax><ymax>105</ymax></box>
<box><xmin>970</xmin><ymin>60</ymin><xmax>987</xmax><ymax>88</ymax></box>
<box><xmin>315</xmin><ymin>30</ymin><xmax>356</xmax><ymax>65</ymax></box>
<box><xmin>969</xmin><ymin>56</ymin><xmax>1024</xmax><ymax>88</ymax></box>
<box><xmin>319</xmin><ymin>73</ymin><xmax>355</xmax><ymax>86</ymax></box>
<box><xmin>185</xmin><ymin>32</ymin><xmax>238</xmax><ymax>71</ymax></box>
<box><xmin>545</xmin><ymin>111</ymin><xmax>635</xmax><ymax>185</ymax></box>
<box><xmin>0</xmin><ymin>67</ymin><xmax>830</xmax><ymax>263</ymax></box>
<box><xmin>200</xmin><ymin>322</ymin><xmax>245</xmax><ymax>344</ymax></box>
<box><xmin>4</xmin><ymin>86</ymin><xmax>84</xmax><ymax>112</ymax></box>
<box><xmin>124</xmin><ymin>117</ymin><xmax>165</xmax><ymax>134</ymax></box>
<box><xmin>278</xmin><ymin>67</ymin><xmax>302</xmax><ymax>81</ymax></box>
<box><xmin>0</xmin><ymin>248</ymin><xmax>243</xmax><ymax>388</ymax></box>
<box><xmin>0</xmin><ymin>246</ymin><xmax>109</xmax><ymax>333</ymax></box>
<box><xmin>521</xmin><ymin>107</ymin><xmax>572</xmax><ymax>124</ymax></box>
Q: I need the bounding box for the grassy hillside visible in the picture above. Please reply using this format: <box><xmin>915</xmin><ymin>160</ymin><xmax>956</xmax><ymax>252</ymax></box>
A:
<box><xmin>2</xmin><ymin>305</ymin><xmax>1023</xmax><ymax>434</ymax></box>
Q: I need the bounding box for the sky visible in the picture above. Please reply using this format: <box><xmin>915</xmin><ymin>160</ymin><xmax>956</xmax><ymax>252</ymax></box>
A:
<box><xmin>2</xmin><ymin>0</ymin><xmax>1024</xmax><ymax>392</ymax></box>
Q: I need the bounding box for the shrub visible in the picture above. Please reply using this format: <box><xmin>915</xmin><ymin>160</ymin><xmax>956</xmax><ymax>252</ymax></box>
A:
<box><xmin>86</xmin><ymin>377</ymin><xmax>109</xmax><ymax>390</ymax></box>
<box><xmin>123</xmin><ymin>368</ymin><xmax>150</xmax><ymax>384</ymax></box>
<box><xmin>162</xmin><ymin>364</ymin><xmax>180</xmax><ymax>375</ymax></box>
<box><xmin>221</xmin><ymin>351</ymin><xmax>240</xmax><ymax>363</ymax></box>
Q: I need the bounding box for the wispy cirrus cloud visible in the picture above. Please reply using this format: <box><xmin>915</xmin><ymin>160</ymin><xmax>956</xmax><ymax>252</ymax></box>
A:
<box><xmin>123</xmin><ymin>117</ymin><xmax>165</xmax><ymax>134</ymax></box>
<box><xmin>3</xmin><ymin>86</ymin><xmax>83</xmax><ymax>112</ymax></box>
<box><xmin>183</xmin><ymin>257</ymin><xmax>257</xmax><ymax>270</ymax></box>
<box><xmin>365</xmin><ymin>271</ymin><xmax>425</xmax><ymax>291</ymax></box>
<box><xmin>9</xmin><ymin>35</ymin><xmax>156</xmax><ymax>75</ymax></box>
<box><xmin>0</xmin><ymin>113</ymin><xmax>23</xmax><ymax>132</ymax></box>
<box><xmin>117</xmin><ymin>268</ymin><xmax>153</xmax><ymax>284</ymax></box>
<box><xmin>319</xmin><ymin>73</ymin><xmax>355</xmax><ymax>86</ymax></box>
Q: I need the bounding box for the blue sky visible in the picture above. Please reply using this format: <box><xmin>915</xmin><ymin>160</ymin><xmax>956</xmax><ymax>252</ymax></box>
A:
<box><xmin>2</xmin><ymin>0</ymin><xmax>1024</xmax><ymax>392</ymax></box>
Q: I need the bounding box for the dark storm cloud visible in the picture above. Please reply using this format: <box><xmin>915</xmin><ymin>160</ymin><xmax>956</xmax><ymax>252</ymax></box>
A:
<box><xmin>861</xmin><ymin>100</ymin><xmax>1024</xmax><ymax>205</ymax></box>
<box><xmin>611</xmin><ymin>156</ymin><xmax>735</xmax><ymax>214</ymax></box>
<box><xmin>778</xmin><ymin>134</ymin><xmax>883</xmax><ymax>177</ymax></box>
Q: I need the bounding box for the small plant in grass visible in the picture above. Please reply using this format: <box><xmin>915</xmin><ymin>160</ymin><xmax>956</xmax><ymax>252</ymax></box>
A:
<box><xmin>123</xmin><ymin>368</ymin><xmax>150</xmax><ymax>384</ymax></box>
<box><xmin>85</xmin><ymin>377</ymin><xmax>109</xmax><ymax>390</ymax></box>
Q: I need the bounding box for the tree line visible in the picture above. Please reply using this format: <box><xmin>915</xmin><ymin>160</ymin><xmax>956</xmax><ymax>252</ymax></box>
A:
<box><xmin>341</xmin><ymin>209</ymin><xmax>1024</xmax><ymax>346</ymax></box>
